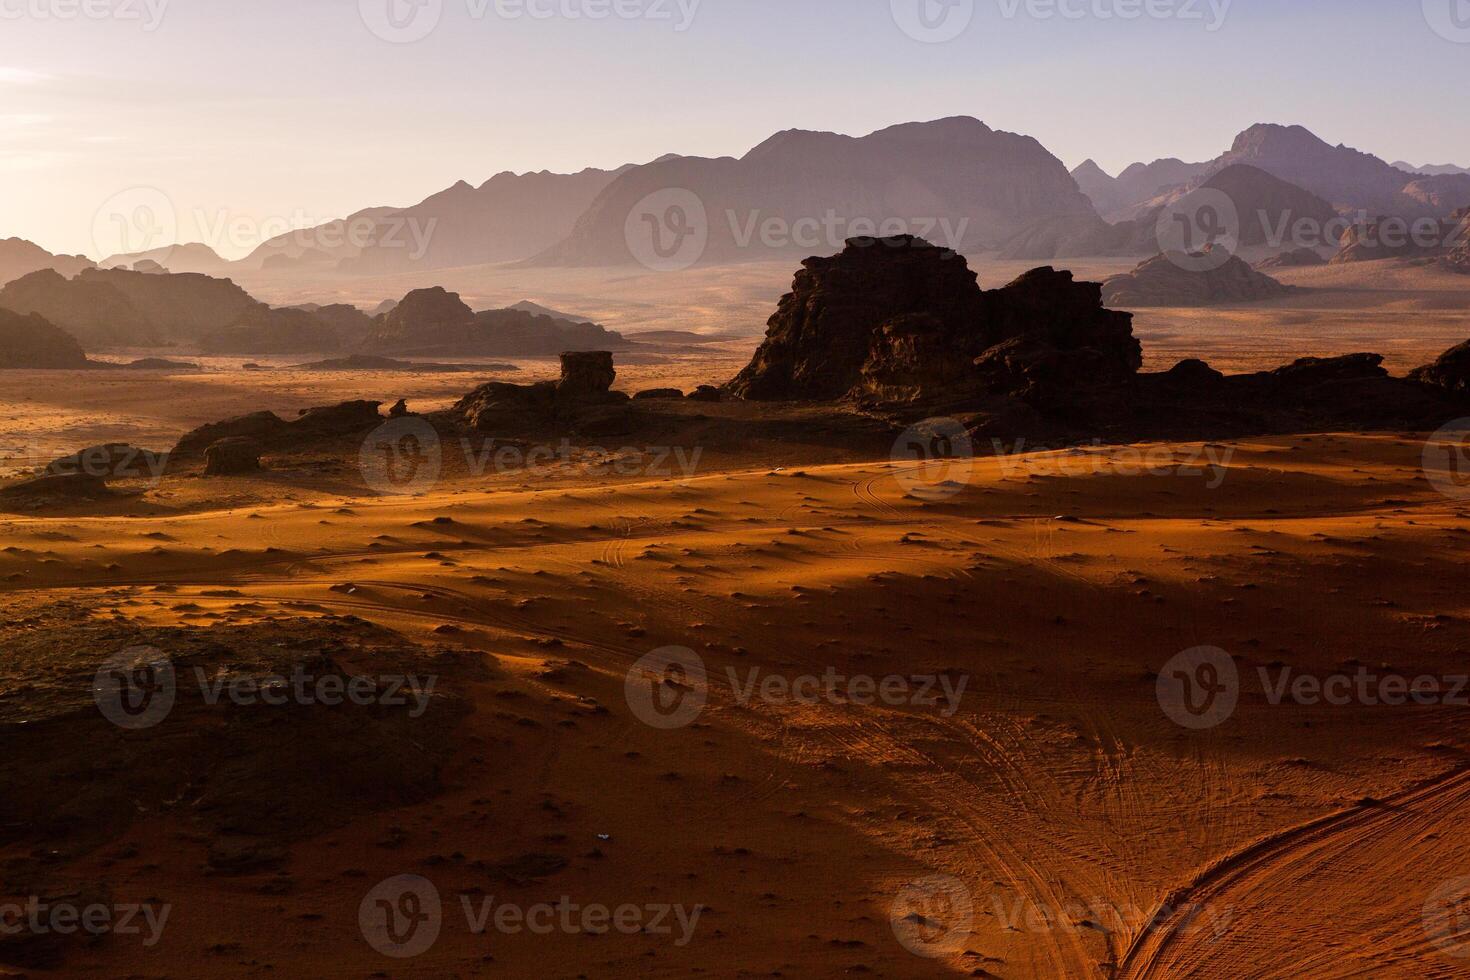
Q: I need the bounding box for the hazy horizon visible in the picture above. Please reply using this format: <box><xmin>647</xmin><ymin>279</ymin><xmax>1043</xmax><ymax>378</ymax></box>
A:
<box><xmin>3</xmin><ymin>0</ymin><xmax>1469</xmax><ymax>259</ymax></box>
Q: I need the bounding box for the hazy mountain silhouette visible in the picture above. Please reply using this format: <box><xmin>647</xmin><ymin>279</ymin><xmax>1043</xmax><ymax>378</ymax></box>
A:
<box><xmin>1210</xmin><ymin>124</ymin><xmax>1470</xmax><ymax>217</ymax></box>
<box><xmin>1391</xmin><ymin>162</ymin><xmax>1470</xmax><ymax>177</ymax></box>
<box><xmin>0</xmin><ymin>238</ymin><xmax>94</xmax><ymax>288</ymax></box>
<box><xmin>241</xmin><ymin>168</ymin><xmax>635</xmax><ymax>275</ymax></box>
<box><xmin>530</xmin><ymin>117</ymin><xmax>1096</xmax><ymax>266</ymax></box>
<box><xmin>101</xmin><ymin>242</ymin><xmax>232</xmax><ymax>275</ymax></box>
<box><xmin>1071</xmin><ymin>158</ymin><xmax>1210</xmax><ymax>219</ymax></box>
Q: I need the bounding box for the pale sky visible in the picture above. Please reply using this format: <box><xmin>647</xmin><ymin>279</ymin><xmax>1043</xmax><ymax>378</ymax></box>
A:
<box><xmin>3</xmin><ymin>0</ymin><xmax>1468</xmax><ymax>259</ymax></box>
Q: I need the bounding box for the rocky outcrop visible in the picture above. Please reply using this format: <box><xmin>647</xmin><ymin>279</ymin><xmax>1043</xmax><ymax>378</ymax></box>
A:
<box><xmin>1102</xmin><ymin>249</ymin><xmax>1296</xmax><ymax>307</ymax></box>
<box><xmin>0</xmin><ymin>472</ymin><xmax>111</xmax><ymax>507</ymax></box>
<box><xmin>174</xmin><ymin>401</ymin><xmax>382</xmax><ymax>457</ymax></box>
<box><xmin>634</xmin><ymin>388</ymin><xmax>684</xmax><ymax>400</ymax></box>
<box><xmin>0</xmin><ymin>309</ymin><xmax>89</xmax><ymax>368</ymax></box>
<box><xmin>1257</xmin><ymin>247</ymin><xmax>1326</xmax><ymax>269</ymax></box>
<box><xmin>1331</xmin><ymin>209</ymin><xmax>1469</xmax><ymax>264</ymax></box>
<box><xmin>364</xmin><ymin>287</ymin><xmax>627</xmax><ymax>357</ymax></box>
<box><xmin>454</xmin><ymin>351</ymin><xmax>629</xmax><ymax>433</ymax></box>
<box><xmin>204</xmin><ymin>438</ymin><xmax>262</xmax><ymax>476</ymax></box>
<box><xmin>1410</xmin><ymin>340</ymin><xmax>1470</xmax><ymax>395</ymax></box>
<box><xmin>0</xmin><ymin>267</ymin><xmax>262</xmax><ymax>346</ymax></box>
<box><xmin>557</xmin><ymin>351</ymin><xmax>616</xmax><ymax>402</ymax></box>
<box><xmin>728</xmin><ymin>236</ymin><xmax>1138</xmax><ymax>410</ymax></box>
<box><xmin>0</xmin><ymin>269</ymin><xmax>153</xmax><ymax>346</ymax></box>
<box><xmin>289</xmin><ymin>354</ymin><xmax>516</xmax><ymax>373</ymax></box>
<box><xmin>44</xmin><ymin>444</ymin><xmax>166</xmax><ymax>480</ymax></box>
<box><xmin>201</xmin><ymin>307</ymin><xmax>344</xmax><ymax>355</ymax></box>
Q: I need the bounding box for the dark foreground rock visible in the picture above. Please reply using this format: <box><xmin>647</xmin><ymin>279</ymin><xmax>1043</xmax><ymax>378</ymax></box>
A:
<box><xmin>204</xmin><ymin>437</ymin><xmax>263</xmax><ymax>475</ymax></box>
<box><xmin>728</xmin><ymin>236</ymin><xmax>1138</xmax><ymax>411</ymax></box>
<box><xmin>44</xmin><ymin>443</ymin><xmax>166</xmax><ymax>481</ymax></box>
<box><xmin>724</xmin><ymin>236</ymin><xmax>1470</xmax><ymax>441</ymax></box>
<box><xmin>454</xmin><ymin>350</ymin><xmax>629</xmax><ymax>434</ymax></box>
<box><xmin>0</xmin><ymin>472</ymin><xmax>111</xmax><ymax>507</ymax></box>
<box><xmin>1411</xmin><ymin>341</ymin><xmax>1470</xmax><ymax>395</ymax></box>
<box><xmin>174</xmin><ymin>400</ymin><xmax>383</xmax><ymax>456</ymax></box>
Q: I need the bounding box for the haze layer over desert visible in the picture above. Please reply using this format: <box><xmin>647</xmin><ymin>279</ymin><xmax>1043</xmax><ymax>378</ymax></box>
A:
<box><xmin>4</xmin><ymin>3</ymin><xmax>1470</xmax><ymax>978</ymax></box>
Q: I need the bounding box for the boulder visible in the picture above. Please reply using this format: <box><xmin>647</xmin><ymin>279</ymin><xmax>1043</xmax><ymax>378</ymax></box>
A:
<box><xmin>1102</xmin><ymin>249</ymin><xmax>1296</xmax><ymax>307</ymax></box>
<box><xmin>204</xmin><ymin>438</ymin><xmax>262</xmax><ymax>476</ymax></box>
<box><xmin>687</xmin><ymin>385</ymin><xmax>723</xmax><ymax>402</ymax></box>
<box><xmin>557</xmin><ymin>351</ymin><xmax>616</xmax><ymax>402</ymax></box>
<box><xmin>633</xmin><ymin>387</ymin><xmax>684</xmax><ymax>400</ymax></box>
<box><xmin>0</xmin><ymin>309</ymin><xmax>89</xmax><ymax>369</ymax></box>
<box><xmin>454</xmin><ymin>353</ymin><xmax>628</xmax><ymax>433</ymax></box>
<box><xmin>389</xmin><ymin>399</ymin><xmax>410</xmax><ymax>418</ymax></box>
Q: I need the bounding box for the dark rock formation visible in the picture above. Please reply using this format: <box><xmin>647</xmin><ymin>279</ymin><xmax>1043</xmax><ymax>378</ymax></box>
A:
<box><xmin>0</xmin><ymin>472</ymin><xmax>110</xmax><ymax>506</ymax></box>
<box><xmin>117</xmin><ymin>357</ymin><xmax>200</xmax><ymax>370</ymax></box>
<box><xmin>175</xmin><ymin>401</ymin><xmax>382</xmax><ymax>457</ymax></box>
<box><xmin>289</xmin><ymin>354</ymin><xmax>516</xmax><ymax>373</ymax></box>
<box><xmin>727</xmin><ymin>236</ymin><xmax>1138</xmax><ymax>410</ymax></box>
<box><xmin>1257</xmin><ymin>247</ymin><xmax>1326</xmax><ymax>269</ymax></box>
<box><xmin>364</xmin><ymin>286</ymin><xmax>628</xmax><ymax>357</ymax></box>
<box><xmin>388</xmin><ymin>399</ymin><xmax>409</xmax><ymax>418</ymax></box>
<box><xmin>557</xmin><ymin>351</ymin><xmax>616</xmax><ymax>402</ymax></box>
<box><xmin>0</xmin><ymin>309</ymin><xmax>89</xmax><ymax>368</ymax></box>
<box><xmin>1411</xmin><ymin>340</ymin><xmax>1470</xmax><ymax>395</ymax></box>
<box><xmin>725</xmin><ymin>236</ymin><xmax>1470</xmax><ymax>442</ymax></box>
<box><xmin>687</xmin><ymin>386</ymin><xmax>723</xmax><ymax>402</ymax></box>
<box><xmin>201</xmin><ymin>306</ymin><xmax>344</xmax><ymax>355</ymax></box>
<box><xmin>0</xmin><ymin>266</ymin><xmax>261</xmax><ymax>346</ymax></box>
<box><xmin>1331</xmin><ymin>210</ymin><xmax>1469</xmax><ymax>264</ymax></box>
<box><xmin>634</xmin><ymin>387</ymin><xmax>684</xmax><ymax>400</ymax></box>
<box><xmin>204</xmin><ymin>437</ymin><xmax>262</xmax><ymax>476</ymax></box>
<box><xmin>1102</xmin><ymin>249</ymin><xmax>1296</xmax><ymax>307</ymax></box>
<box><xmin>454</xmin><ymin>351</ymin><xmax>628</xmax><ymax>433</ymax></box>
<box><xmin>44</xmin><ymin>444</ymin><xmax>166</xmax><ymax>481</ymax></box>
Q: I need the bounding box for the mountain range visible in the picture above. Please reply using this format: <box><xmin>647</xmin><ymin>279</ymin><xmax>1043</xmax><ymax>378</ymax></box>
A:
<box><xmin>9</xmin><ymin>119</ymin><xmax>1470</xmax><ymax>286</ymax></box>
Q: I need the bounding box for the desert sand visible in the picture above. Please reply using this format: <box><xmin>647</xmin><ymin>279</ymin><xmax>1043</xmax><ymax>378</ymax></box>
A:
<box><xmin>3</xmin><ymin>371</ymin><xmax>1470</xmax><ymax>976</ymax></box>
